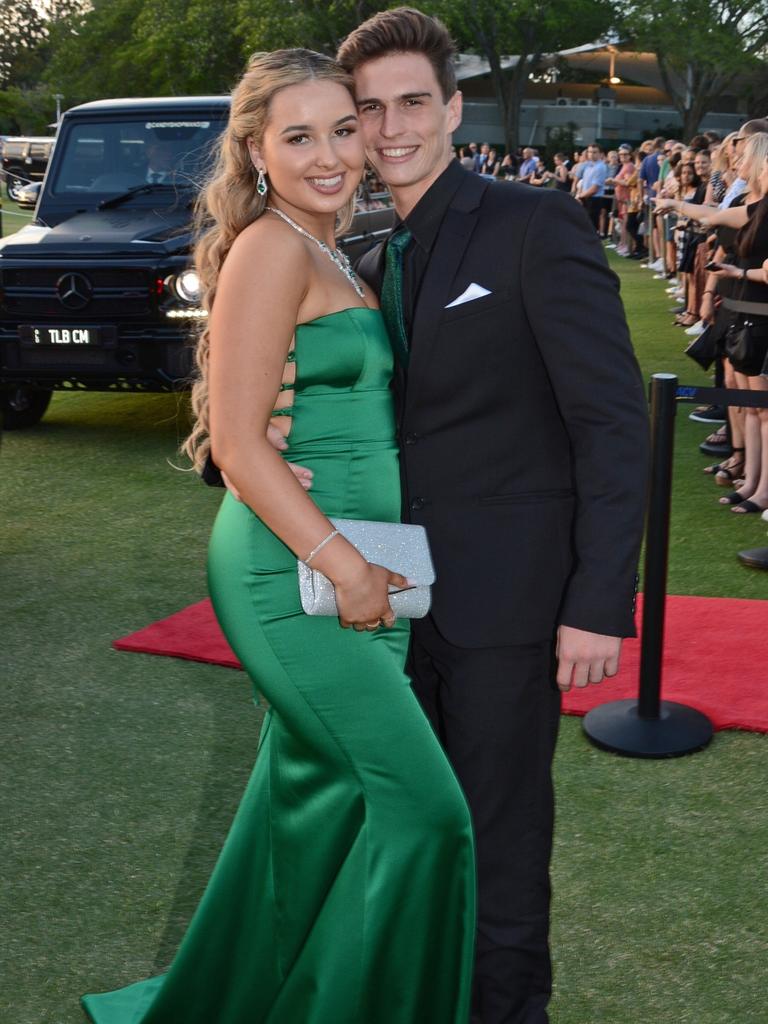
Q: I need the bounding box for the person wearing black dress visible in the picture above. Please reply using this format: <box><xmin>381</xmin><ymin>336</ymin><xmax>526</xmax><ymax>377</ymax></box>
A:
<box><xmin>661</xmin><ymin>133</ymin><xmax>768</xmax><ymax>515</ymax></box>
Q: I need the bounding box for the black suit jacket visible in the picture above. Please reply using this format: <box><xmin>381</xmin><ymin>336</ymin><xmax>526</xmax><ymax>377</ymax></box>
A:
<box><xmin>357</xmin><ymin>168</ymin><xmax>649</xmax><ymax>648</ymax></box>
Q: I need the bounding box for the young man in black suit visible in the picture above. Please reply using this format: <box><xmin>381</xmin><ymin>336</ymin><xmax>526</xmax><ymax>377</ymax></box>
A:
<box><xmin>335</xmin><ymin>9</ymin><xmax>650</xmax><ymax>1024</ymax></box>
<box><xmin>212</xmin><ymin>8</ymin><xmax>649</xmax><ymax>1020</ymax></box>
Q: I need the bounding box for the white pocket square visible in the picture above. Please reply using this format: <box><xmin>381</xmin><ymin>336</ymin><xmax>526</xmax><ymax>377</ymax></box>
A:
<box><xmin>445</xmin><ymin>283</ymin><xmax>492</xmax><ymax>308</ymax></box>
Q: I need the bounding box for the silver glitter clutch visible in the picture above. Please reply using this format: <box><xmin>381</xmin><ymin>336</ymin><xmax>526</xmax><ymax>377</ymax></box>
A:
<box><xmin>298</xmin><ymin>518</ymin><xmax>435</xmax><ymax>618</ymax></box>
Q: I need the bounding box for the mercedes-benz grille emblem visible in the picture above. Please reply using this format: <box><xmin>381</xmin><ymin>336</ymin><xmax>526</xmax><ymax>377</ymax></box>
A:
<box><xmin>56</xmin><ymin>272</ymin><xmax>93</xmax><ymax>310</ymax></box>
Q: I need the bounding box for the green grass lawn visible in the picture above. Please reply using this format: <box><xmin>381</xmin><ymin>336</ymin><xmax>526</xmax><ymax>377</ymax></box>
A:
<box><xmin>1</xmin><ymin>196</ymin><xmax>34</xmax><ymax>236</ymax></box>
<box><xmin>1</xmin><ymin>250</ymin><xmax>766</xmax><ymax>1023</ymax></box>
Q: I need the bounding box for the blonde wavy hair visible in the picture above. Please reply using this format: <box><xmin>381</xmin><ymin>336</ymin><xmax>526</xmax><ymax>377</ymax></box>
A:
<box><xmin>740</xmin><ymin>131</ymin><xmax>768</xmax><ymax>194</ymax></box>
<box><xmin>182</xmin><ymin>49</ymin><xmax>357</xmax><ymax>473</ymax></box>
<box><xmin>712</xmin><ymin>131</ymin><xmax>738</xmax><ymax>175</ymax></box>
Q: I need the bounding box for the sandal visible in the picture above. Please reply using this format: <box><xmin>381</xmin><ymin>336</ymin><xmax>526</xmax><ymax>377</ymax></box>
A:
<box><xmin>675</xmin><ymin>314</ymin><xmax>699</xmax><ymax>327</ymax></box>
<box><xmin>719</xmin><ymin>491</ymin><xmax>748</xmax><ymax>505</ymax></box>
<box><xmin>732</xmin><ymin>499</ymin><xmax>768</xmax><ymax>515</ymax></box>
<box><xmin>704</xmin><ymin>447</ymin><xmax>742</xmax><ymax>472</ymax></box>
<box><xmin>704</xmin><ymin>426</ymin><xmax>729</xmax><ymax>446</ymax></box>
<box><xmin>708</xmin><ymin>448</ymin><xmax>745</xmax><ymax>485</ymax></box>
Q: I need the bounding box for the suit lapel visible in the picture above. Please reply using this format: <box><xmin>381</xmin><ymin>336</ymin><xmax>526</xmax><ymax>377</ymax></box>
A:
<box><xmin>405</xmin><ymin>173</ymin><xmax>489</xmax><ymax>414</ymax></box>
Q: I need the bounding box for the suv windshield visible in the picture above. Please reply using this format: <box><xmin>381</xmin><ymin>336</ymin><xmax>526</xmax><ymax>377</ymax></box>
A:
<box><xmin>50</xmin><ymin>117</ymin><xmax>226</xmax><ymax>198</ymax></box>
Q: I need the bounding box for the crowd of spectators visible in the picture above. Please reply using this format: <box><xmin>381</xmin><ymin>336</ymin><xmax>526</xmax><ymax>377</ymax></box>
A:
<box><xmin>457</xmin><ymin>129</ymin><xmax>768</xmax><ymax>568</ymax></box>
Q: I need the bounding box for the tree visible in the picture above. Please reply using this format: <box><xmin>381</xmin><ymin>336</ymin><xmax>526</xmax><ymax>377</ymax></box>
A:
<box><xmin>41</xmin><ymin>0</ymin><xmax>148</xmax><ymax>106</ymax></box>
<box><xmin>40</xmin><ymin>0</ymin><xmax>248</xmax><ymax>104</ymax></box>
<box><xmin>0</xmin><ymin>86</ymin><xmax>58</xmax><ymax>135</ymax></box>
<box><xmin>545</xmin><ymin>121</ymin><xmax>579</xmax><ymax>159</ymax></box>
<box><xmin>1</xmin><ymin>2</ymin><xmax>88</xmax><ymax>133</ymax></box>
<box><xmin>233</xmin><ymin>0</ymin><xmax>383</xmax><ymax>57</ymax></box>
<box><xmin>14</xmin><ymin>0</ymin><xmax>378</xmax><ymax>107</ymax></box>
<box><xmin>131</xmin><ymin>0</ymin><xmax>245</xmax><ymax>94</ymax></box>
<box><xmin>426</xmin><ymin>0</ymin><xmax>614</xmax><ymax>152</ymax></box>
<box><xmin>741</xmin><ymin>60</ymin><xmax>768</xmax><ymax>120</ymax></box>
<box><xmin>0</xmin><ymin>1</ymin><xmax>46</xmax><ymax>85</ymax></box>
<box><xmin>620</xmin><ymin>0</ymin><xmax>768</xmax><ymax>140</ymax></box>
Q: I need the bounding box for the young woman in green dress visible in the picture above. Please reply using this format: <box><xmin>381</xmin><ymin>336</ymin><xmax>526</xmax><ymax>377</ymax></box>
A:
<box><xmin>81</xmin><ymin>48</ymin><xmax>476</xmax><ymax>1024</ymax></box>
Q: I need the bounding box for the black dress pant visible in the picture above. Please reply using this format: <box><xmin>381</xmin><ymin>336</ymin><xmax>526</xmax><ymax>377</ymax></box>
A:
<box><xmin>409</xmin><ymin>615</ymin><xmax>562</xmax><ymax>1024</ymax></box>
<box><xmin>584</xmin><ymin>196</ymin><xmax>603</xmax><ymax>233</ymax></box>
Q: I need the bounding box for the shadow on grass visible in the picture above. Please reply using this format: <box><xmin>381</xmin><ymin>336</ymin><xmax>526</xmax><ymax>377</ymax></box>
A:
<box><xmin>41</xmin><ymin>392</ymin><xmax>192</xmax><ymax>441</ymax></box>
<box><xmin>150</xmin><ymin>688</ymin><xmax>262</xmax><ymax>973</ymax></box>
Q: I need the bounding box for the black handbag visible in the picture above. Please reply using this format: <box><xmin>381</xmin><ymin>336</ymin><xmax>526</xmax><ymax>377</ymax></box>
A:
<box><xmin>684</xmin><ymin>324</ymin><xmax>718</xmax><ymax>370</ymax></box>
<box><xmin>725</xmin><ymin>320</ymin><xmax>752</xmax><ymax>365</ymax></box>
<box><xmin>725</xmin><ymin>317</ymin><xmax>768</xmax><ymax>373</ymax></box>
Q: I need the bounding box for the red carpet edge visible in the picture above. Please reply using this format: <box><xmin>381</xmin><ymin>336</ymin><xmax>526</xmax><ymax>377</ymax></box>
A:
<box><xmin>113</xmin><ymin>594</ymin><xmax>768</xmax><ymax>734</ymax></box>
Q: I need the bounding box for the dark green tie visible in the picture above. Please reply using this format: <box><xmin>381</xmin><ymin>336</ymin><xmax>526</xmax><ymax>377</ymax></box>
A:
<box><xmin>380</xmin><ymin>226</ymin><xmax>412</xmax><ymax>367</ymax></box>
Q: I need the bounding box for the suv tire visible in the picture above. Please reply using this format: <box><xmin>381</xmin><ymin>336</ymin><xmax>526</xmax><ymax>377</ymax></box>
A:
<box><xmin>1</xmin><ymin>386</ymin><xmax>53</xmax><ymax>428</ymax></box>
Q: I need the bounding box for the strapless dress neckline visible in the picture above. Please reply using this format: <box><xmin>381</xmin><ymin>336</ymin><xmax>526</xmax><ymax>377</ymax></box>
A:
<box><xmin>297</xmin><ymin>306</ymin><xmax>382</xmax><ymax>328</ymax></box>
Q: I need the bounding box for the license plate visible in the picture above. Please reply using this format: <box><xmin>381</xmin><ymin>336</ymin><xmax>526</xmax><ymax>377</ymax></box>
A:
<box><xmin>20</xmin><ymin>325</ymin><xmax>100</xmax><ymax>347</ymax></box>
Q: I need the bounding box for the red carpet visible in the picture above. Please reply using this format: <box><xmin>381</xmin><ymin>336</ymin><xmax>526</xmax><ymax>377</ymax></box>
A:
<box><xmin>114</xmin><ymin>594</ymin><xmax>768</xmax><ymax>733</ymax></box>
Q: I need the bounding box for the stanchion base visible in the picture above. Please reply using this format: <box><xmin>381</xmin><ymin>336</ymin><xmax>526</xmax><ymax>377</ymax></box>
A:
<box><xmin>737</xmin><ymin>547</ymin><xmax>768</xmax><ymax>571</ymax></box>
<box><xmin>583</xmin><ymin>699</ymin><xmax>713</xmax><ymax>758</ymax></box>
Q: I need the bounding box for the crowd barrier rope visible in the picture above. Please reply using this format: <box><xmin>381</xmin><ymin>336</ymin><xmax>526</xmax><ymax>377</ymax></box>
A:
<box><xmin>1</xmin><ymin>207</ymin><xmax>37</xmax><ymax>218</ymax></box>
<box><xmin>583</xmin><ymin>373</ymin><xmax>768</xmax><ymax>758</ymax></box>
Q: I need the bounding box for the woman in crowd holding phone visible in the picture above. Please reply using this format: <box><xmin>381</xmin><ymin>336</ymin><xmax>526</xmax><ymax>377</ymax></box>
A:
<box><xmin>658</xmin><ymin>133</ymin><xmax>768</xmax><ymax>514</ymax></box>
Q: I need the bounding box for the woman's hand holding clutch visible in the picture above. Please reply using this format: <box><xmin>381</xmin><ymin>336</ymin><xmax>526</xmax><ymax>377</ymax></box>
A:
<box><xmin>334</xmin><ymin>562</ymin><xmax>410</xmax><ymax>632</ymax></box>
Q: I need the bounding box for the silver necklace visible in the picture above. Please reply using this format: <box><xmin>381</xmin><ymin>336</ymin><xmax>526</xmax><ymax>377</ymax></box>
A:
<box><xmin>266</xmin><ymin>206</ymin><xmax>365</xmax><ymax>298</ymax></box>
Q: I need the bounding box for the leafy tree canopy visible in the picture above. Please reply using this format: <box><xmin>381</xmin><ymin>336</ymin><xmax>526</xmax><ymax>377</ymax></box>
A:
<box><xmin>1</xmin><ymin>0</ymin><xmax>48</xmax><ymax>85</ymax></box>
<box><xmin>427</xmin><ymin>0</ymin><xmax>615</xmax><ymax>150</ymax></box>
<box><xmin>619</xmin><ymin>0</ymin><xmax>768</xmax><ymax>136</ymax></box>
<box><xmin>234</xmin><ymin>0</ymin><xmax>384</xmax><ymax>56</ymax></box>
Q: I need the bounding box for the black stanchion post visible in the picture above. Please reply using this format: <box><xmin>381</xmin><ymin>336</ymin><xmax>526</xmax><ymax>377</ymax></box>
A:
<box><xmin>582</xmin><ymin>373</ymin><xmax>714</xmax><ymax>757</ymax></box>
<box><xmin>638</xmin><ymin>372</ymin><xmax>676</xmax><ymax>720</ymax></box>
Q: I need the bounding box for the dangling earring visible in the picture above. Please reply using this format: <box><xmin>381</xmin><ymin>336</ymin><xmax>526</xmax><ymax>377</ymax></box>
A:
<box><xmin>256</xmin><ymin>167</ymin><xmax>268</xmax><ymax>197</ymax></box>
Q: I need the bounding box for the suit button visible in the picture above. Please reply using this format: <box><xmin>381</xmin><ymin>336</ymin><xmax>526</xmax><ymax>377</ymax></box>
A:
<box><xmin>404</xmin><ymin>432</ymin><xmax>418</xmax><ymax>445</ymax></box>
<box><xmin>410</xmin><ymin>497</ymin><xmax>425</xmax><ymax>511</ymax></box>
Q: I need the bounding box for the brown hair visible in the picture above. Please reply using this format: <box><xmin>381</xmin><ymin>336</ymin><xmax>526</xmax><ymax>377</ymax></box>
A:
<box><xmin>677</xmin><ymin>162</ymin><xmax>701</xmax><ymax>189</ymax></box>
<box><xmin>336</xmin><ymin>7</ymin><xmax>457</xmax><ymax>102</ymax></box>
<box><xmin>181</xmin><ymin>49</ymin><xmax>355</xmax><ymax>473</ymax></box>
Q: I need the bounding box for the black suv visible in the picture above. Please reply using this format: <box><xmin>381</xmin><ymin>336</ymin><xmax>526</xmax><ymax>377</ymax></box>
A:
<box><xmin>0</xmin><ymin>96</ymin><xmax>393</xmax><ymax>428</ymax></box>
<box><xmin>2</xmin><ymin>135</ymin><xmax>55</xmax><ymax>201</ymax></box>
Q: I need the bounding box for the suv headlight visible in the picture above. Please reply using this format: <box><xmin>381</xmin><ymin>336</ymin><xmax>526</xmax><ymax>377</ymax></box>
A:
<box><xmin>170</xmin><ymin>270</ymin><xmax>201</xmax><ymax>304</ymax></box>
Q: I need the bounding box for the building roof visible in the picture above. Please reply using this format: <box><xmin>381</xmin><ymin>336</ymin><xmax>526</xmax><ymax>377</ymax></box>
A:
<box><xmin>455</xmin><ymin>41</ymin><xmax>743</xmax><ymax>98</ymax></box>
<box><xmin>454</xmin><ymin>53</ymin><xmax>520</xmax><ymax>81</ymax></box>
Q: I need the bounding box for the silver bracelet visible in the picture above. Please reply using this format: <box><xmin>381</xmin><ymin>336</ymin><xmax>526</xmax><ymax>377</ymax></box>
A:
<box><xmin>304</xmin><ymin>529</ymin><xmax>340</xmax><ymax>566</ymax></box>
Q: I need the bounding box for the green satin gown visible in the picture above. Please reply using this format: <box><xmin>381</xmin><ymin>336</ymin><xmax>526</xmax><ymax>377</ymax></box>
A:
<box><xmin>82</xmin><ymin>307</ymin><xmax>476</xmax><ymax>1024</ymax></box>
